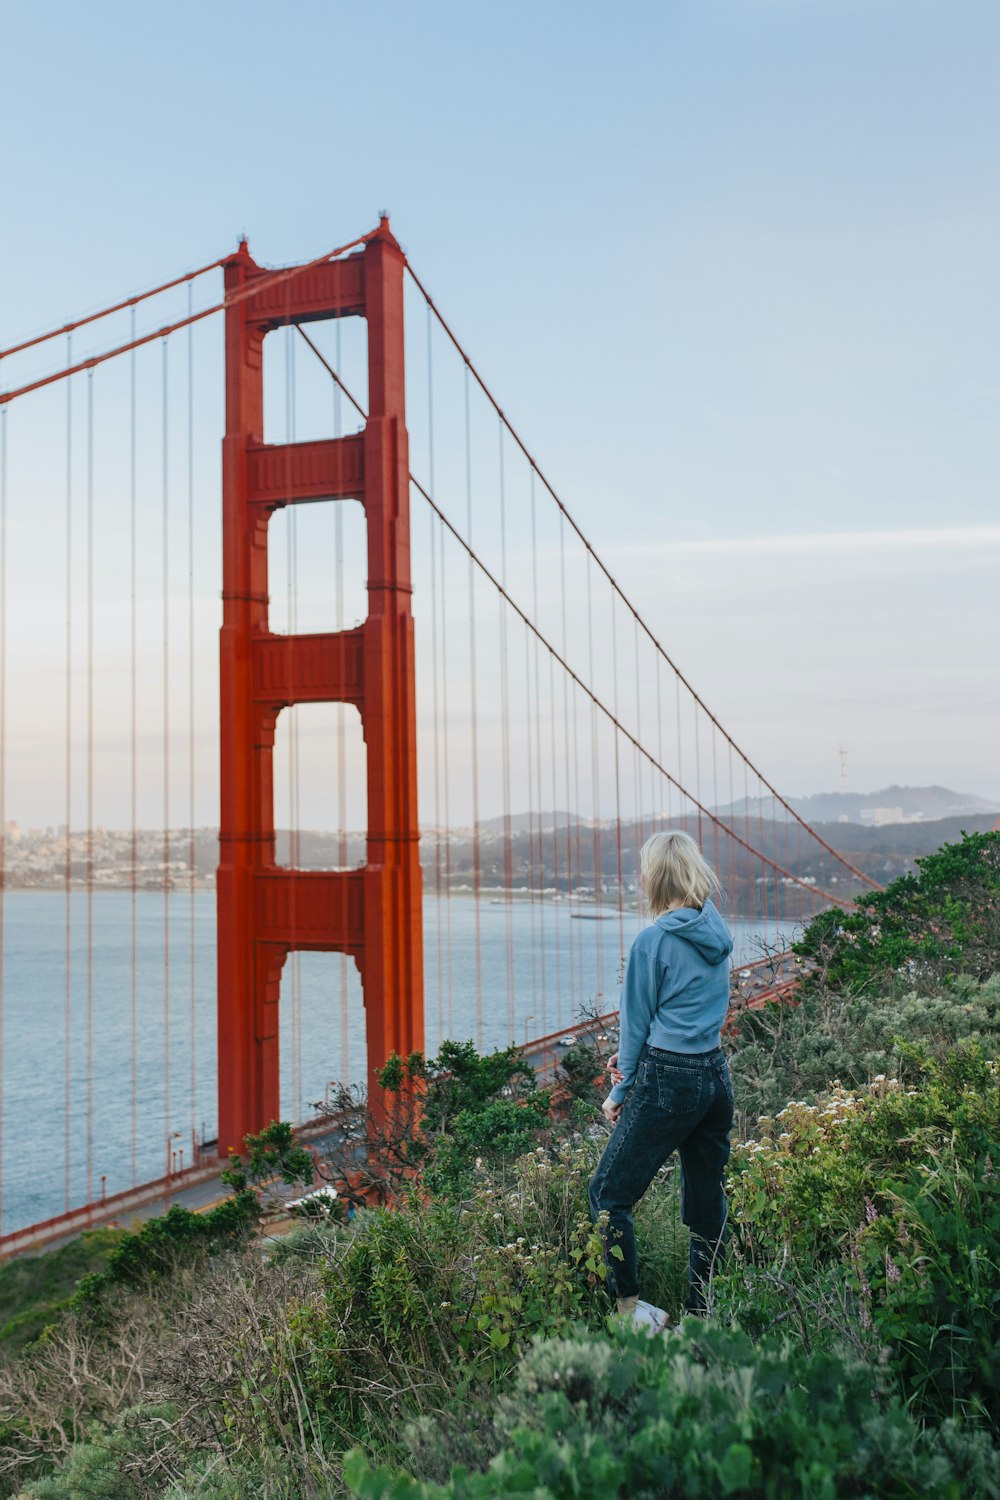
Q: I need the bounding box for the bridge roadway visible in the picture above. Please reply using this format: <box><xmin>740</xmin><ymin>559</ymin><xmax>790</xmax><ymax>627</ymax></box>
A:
<box><xmin>1</xmin><ymin>952</ymin><xmax>804</xmax><ymax>1261</ymax></box>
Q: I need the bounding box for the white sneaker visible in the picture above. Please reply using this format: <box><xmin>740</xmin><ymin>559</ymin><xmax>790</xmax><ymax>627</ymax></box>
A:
<box><xmin>632</xmin><ymin>1299</ymin><xmax>669</xmax><ymax>1335</ymax></box>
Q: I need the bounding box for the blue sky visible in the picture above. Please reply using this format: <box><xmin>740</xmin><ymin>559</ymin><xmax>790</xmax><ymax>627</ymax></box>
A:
<box><xmin>1</xmin><ymin>0</ymin><xmax>998</xmax><ymax>817</ymax></box>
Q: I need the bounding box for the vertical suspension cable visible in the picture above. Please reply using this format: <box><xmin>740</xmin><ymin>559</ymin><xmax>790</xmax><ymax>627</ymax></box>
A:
<box><xmin>795</xmin><ymin>801</ymin><xmax>803</xmax><ymax>928</ymax></box>
<box><xmin>523</xmin><ymin>616</ymin><xmax>539</xmax><ymax>1032</ymax></box>
<box><xmin>499</xmin><ymin>593</ymin><xmax>515</xmax><ymax>1039</ymax></box>
<box><xmin>463</xmin><ymin>367</ymin><xmax>482</xmax><ymax>1045</ymax></box>
<box><xmin>438</xmin><ymin>516</ymin><xmax>454</xmax><ymax>1038</ymax></box>
<box><xmin>771</xmin><ymin>777</ymin><xmax>781</xmax><ymax>948</ymax></box>
<box><xmin>711</xmin><ymin>722</ymin><xmax>720</xmax><ymax>879</ymax></box>
<box><xmin>498</xmin><ymin>421</ymin><xmax>515</xmax><ymax>1040</ymax></box>
<box><xmin>426</xmin><ymin>308</ymin><xmax>444</xmax><ymax>1046</ymax></box>
<box><xmin>756</xmin><ymin>770</ymin><xmax>769</xmax><ymax>935</ymax></box>
<box><xmin>161</xmin><ymin>336</ymin><xmax>172</xmax><ymax>1193</ymax></box>
<box><xmin>0</xmin><ymin>405</ymin><xmax>7</xmax><ymax>1233</ymax></box>
<box><xmin>693</xmin><ymin>703</ymin><xmax>704</xmax><ymax>850</ymax></box>
<box><xmin>129</xmin><ymin>310</ymin><xmax>138</xmax><ymax>1187</ymax></box>
<box><xmin>585</xmin><ymin>553</ymin><xmax>603</xmax><ymax>996</ymax></box>
<box><xmin>530</xmin><ymin>469</ymin><xmax>546</xmax><ymax>1035</ymax></box>
<box><xmin>187</xmin><ymin>288</ymin><xmax>197</xmax><ymax>1156</ymax></box>
<box><xmin>85</xmin><ymin>370</ymin><xmax>94</xmax><ymax>1206</ymax></box>
<box><xmin>674</xmin><ymin>675</ymin><xmax>683</xmax><ymax>834</ymax></box>
<box><xmin>548</xmin><ymin>651</ymin><xmax>563</xmax><ymax>1023</ymax></box>
<box><xmin>571</xmin><ymin>681</ymin><xmax>583</xmax><ymax>995</ymax></box>
<box><xmin>633</xmin><ymin>616</ymin><xmax>644</xmax><ymax>919</ymax></box>
<box><xmin>731</xmin><ymin>738</ymin><xmax>740</xmax><ymax>924</ymax></box>
<box><xmin>428</xmin><ymin>505</ymin><xmax>444</xmax><ymax>1044</ymax></box>
<box><xmin>778</xmin><ymin>785</ymin><xmax>787</xmax><ymax>937</ymax></box>
<box><xmin>610</xmin><ymin>591</ymin><xmax>625</xmax><ymax>960</ymax></box>
<box><xmin>558</xmin><ymin>512</ymin><xmax>575</xmax><ymax>1017</ymax></box>
<box><xmin>63</xmin><ymin>338</ymin><xmax>73</xmax><ymax>1212</ymax></box>
<box><xmin>284</xmin><ymin>325</ymin><xmax>301</xmax><ymax>1122</ymax></box>
<box><xmin>334</xmin><ymin>321</ymin><xmax>350</xmax><ymax>1081</ymax></box>
<box><xmin>655</xmin><ymin>649</ymin><xmax>668</xmax><ymax>823</ymax></box>
<box><xmin>744</xmin><ymin>759</ymin><xmax>752</xmax><ymax>934</ymax></box>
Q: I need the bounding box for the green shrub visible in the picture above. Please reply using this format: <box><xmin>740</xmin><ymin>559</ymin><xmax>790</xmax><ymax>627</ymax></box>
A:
<box><xmin>289</xmin><ymin>1145</ymin><xmax>610</xmax><ymax>1459</ymax></box>
<box><xmin>319</xmin><ymin>1041</ymin><xmax>550</xmax><ymax>1206</ymax></box>
<box><xmin>71</xmin><ymin>1191</ymin><xmax>259</xmax><ymax>1309</ymax></box>
<box><xmin>728</xmin><ymin>974</ymin><xmax>1000</xmax><ymax>1131</ymax></box>
<box><xmin>219</xmin><ymin>1118</ymin><xmax>315</xmax><ymax>1197</ymax></box>
<box><xmin>719</xmin><ymin>1043</ymin><xmax>1000</xmax><ymax>1426</ymax></box>
<box><xmin>425</xmin><ymin>1093</ymin><xmax>553</xmax><ymax>1199</ymax></box>
<box><xmin>344</xmin><ymin>1322</ymin><xmax>1000</xmax><ymax>1498</ymax></box>
<box><xmin>13</xmin><ymin>1403</ymin><xmax>178</xmax><ymax>1499</ymax></box>
<box><xmin>0</xmin><ymin>1229</ymin><xmax>125</xmax><ymax>1352</ymax></box>
<box><xmin>795</xmin><ymin>831</ymin><xmax>1000</xmax><ymax>994</ymax></box>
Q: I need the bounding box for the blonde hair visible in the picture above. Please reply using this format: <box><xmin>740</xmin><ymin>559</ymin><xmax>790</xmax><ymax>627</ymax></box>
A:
<box><xmin>640</xmin><ymin>830</ymin><xmax>720</xmax><ymax>918</ymax></box>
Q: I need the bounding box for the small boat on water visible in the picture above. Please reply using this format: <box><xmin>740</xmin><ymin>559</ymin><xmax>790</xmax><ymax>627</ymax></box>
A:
<box><xmin>571</xmin><ymin>913</ymin><xmax>613</xmax><ymax>921</ymax></box>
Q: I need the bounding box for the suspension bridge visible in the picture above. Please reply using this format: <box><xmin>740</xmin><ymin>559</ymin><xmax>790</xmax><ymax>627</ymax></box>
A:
<box><xmin>0</xmin><ymin>218</ymin><xmax>881</xmax><ymax>1255</ymax></box>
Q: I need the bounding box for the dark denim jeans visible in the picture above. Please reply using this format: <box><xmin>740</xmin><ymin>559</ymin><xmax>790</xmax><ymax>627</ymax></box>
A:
<box><xmin>588</xmin><ymin>1045</ymin><xmax>735</xmax><ymax>1313</ymax></box>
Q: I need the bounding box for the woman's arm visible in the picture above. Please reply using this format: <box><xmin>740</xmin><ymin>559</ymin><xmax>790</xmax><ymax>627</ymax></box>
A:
<box><xmin>606</xmin><ymin>939</ymin><xmax>658</xmax><ymax>1106</ymax></box>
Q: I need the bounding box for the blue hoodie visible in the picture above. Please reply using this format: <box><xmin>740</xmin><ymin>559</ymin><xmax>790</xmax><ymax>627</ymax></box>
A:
<box><xmin>607</xmin><ymin>900</ymin><xmax>734</xmax><ymax>1107</ymax></box>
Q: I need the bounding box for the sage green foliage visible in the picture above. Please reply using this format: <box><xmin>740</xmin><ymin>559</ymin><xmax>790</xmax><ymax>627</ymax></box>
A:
<box><xmin>288</xmin><ymin>1144</ymin><xmax>610</xmax><ymax>1459</ymax></box>
<box><xmin>0</xmin><ymin>1228</ymin><xmax>124</xmax><ymax>1351</ymax></box>
<box><xmin>17</xmin><ymin>1401</ymin><xmax>257</xmax><ymax>1499</ymax></box>
<box><xmin>16</xmin><ymin>1403</ymin><xmax>177</xmax><ymax>1500</ymax></box>
<box><xmin>795</xmin><ymin>830</ymin><xmax>1000</xmax><ymax>993</ymax></box>
<box><xmin>343</xmin><ymin>1322</ymin><xmax>1000</xmax><ymax>1499</ymax></box>
<box><xmin>425</xmin><ymin>1094</ymin><xmax>553</xmax><ymax>1198</ymax></box>
<box><xmin>728</xmin><ymin>971</ymin><xmax>1000</xmax><ymax>1128</ymax></box>
<box><xmin>70</xmin><ymin>1191</ymin><xmax>258</xmax><ymax>1308</ymax></box>
<box><xmin>720</xmin><ymin>1042</ymin><xmax>1000</xmax><ymax>1426</ymax></box>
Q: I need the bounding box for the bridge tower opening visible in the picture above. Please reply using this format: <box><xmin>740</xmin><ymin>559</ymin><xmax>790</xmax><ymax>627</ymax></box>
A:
<box><xmin>216</xmin><ymin>219</ymin><xmax>423</xmax><ymax>1160</ymax></box>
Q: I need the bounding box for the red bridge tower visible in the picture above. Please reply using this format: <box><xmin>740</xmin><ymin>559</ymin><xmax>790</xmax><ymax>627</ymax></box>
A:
<box><xmin>216</xmin><ymin>220</ymin><xmax>423</xmax><ymax>1159</ymax></box>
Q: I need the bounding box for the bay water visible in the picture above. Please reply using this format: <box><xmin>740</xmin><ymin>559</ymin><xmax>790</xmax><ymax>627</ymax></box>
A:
<box><xmin>1</xmin><ymin>890</ymin><xmax>786</xmax><ymax>1233</ymax></box>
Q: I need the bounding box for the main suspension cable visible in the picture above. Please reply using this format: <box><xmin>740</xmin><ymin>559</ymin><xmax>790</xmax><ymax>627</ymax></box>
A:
<box><xmin>187</xmin><ymin>287</ymin><xmax>197</xmax><ymax>1156</ymax></box>
<box><xmin>0</xmin><ymin>405</ymin><xmax>7</xmax><ymax>1235</ymax></box>
<box><xmin>0</xmin><ymin>255</ymin><xmax>228</xmax><ymax>363</ymax></box>
<box><xmin>85</xmin><ymin>371</ymin><xmax>95</xmax><ymax>1206</ymax></box>
<box><xmin>2</xmin><ymin>231</ymin><xmax>379</xmax><ymax>407</ymax></box>
<box><xmin>292</xmin><ymin>302</ymin><xmax>866</xmax><ymax>909</ymax></box>
<box><xmin>63</xmin><ymin>338</ymin><xmax>74</xmax><ymax>1214</ymax></box>
<box><xmin>129</xmin><ymin>310</ymin><xmax>139</xmax><ymax>1188</ymax></box>
<box><xmin>403</xmin><ymin>261</ymin><xmax>880</xmax><ymax>892</ymax></box>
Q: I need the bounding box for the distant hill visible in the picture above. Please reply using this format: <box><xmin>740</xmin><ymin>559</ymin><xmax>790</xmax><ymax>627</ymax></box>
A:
<box><xmin>716</xmin><ymin>785</ymin><xmax>998</xmax><ymax>827</ymax></box>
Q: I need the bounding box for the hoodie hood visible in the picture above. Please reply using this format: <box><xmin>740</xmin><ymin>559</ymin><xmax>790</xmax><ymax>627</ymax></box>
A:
<box><xmin>654</xmin><ymin>899</ymin><xmax>734</xmax><ymax>965</ymax></box>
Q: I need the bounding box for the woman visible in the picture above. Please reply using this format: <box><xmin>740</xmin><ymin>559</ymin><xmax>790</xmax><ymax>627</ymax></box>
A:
<box><xmin>588</xmin><ymin>829</ymin><xmax>735</xmax><ymax>1323</ymax></box>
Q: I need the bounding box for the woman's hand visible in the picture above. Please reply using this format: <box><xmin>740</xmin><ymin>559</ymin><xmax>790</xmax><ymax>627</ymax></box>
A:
<box><xmin>602</xmin><ymin>1095</ymin><xmax>622</xmax><ymax>1125</ymax></box>
<box><xmin>606</xmin><ymin>1053</ymin><xmax>625</xmax><ymax>1086</ymax></box>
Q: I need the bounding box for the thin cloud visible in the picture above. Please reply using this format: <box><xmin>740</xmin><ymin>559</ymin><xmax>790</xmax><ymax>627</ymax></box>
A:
<box><xmin>607</xmin><ymin>526</ymin><xmax>1000</xmax><ymax>559</ymax></box>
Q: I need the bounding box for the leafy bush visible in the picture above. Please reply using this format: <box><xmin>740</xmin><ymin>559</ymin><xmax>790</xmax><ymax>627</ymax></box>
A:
<box><xmin>728</xmin><ymin>973</ymin><xmax>1000</xmax><ymax>1130</ymax></box>
<box><xmin>317</xmin><ymin>1041</ymin><xmax>549</xmax><ymax>1205</ymax></box>
<box><xmin>795</xmin><ymin>831</ymin><xmax>1000</xmax><ymax>994</ymax></box>
<box><xmin>62</xmin><ymin>1115</ymin><xmax>310</xmax><ymax>1316</ymax></box>
<box><xmin>70</xmin><ymin>1191</ymin><xmax>259</xmax><ymax>1309</ymax></box>
<box><xmin>0</xmin><ymin>1229</ymin><xmax>125</xmax><ymax>1353</ymax></box>
<box><xmin>289</xmin><ymin>1143</ymin><xmax>611</xmax><ymax>1460</ymax></box>
<box><xmin>344</xmin><ymin>1322</ymin><xmax>1000</xmax><ymax>1499</ymax></box>
<box><xmin>553</xmin><ymin>1039</ymin><xmax>607</xmax><ymax>1112</ymax></box>
<box><xmin>219</xmin><ymin>1118</ymin><xmax>315</xmax><ymax>1198</ymax></box>
<box><xmin>719</xmin><ymin>1043</ymin><xmax>1000</xmax><ymax>1426</ymax></box>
